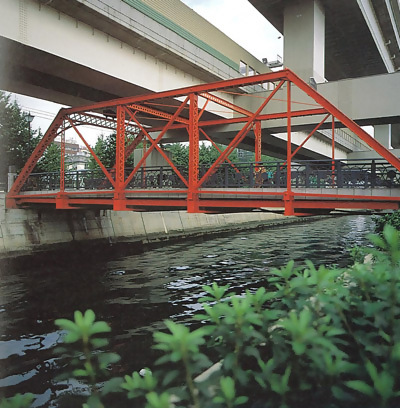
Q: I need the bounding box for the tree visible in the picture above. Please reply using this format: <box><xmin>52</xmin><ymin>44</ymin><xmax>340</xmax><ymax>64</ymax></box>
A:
<box><xmin>36</xmin><ymin>142</ymin><xmax>61</xmax><ymax>172</ymax></box>
<box><xmin>88</xmin><ymin>133</ymin><xmax>135</xmax><ymax>170</ymax></box>
<box><xmin>164</xmin><ymin>142</ymin><xmax>189</xmax><ymax>167</ymax></box>
<box><xmin>165</xmin><ymin>142</ymin><xmax>243</xmax><ymax>167</ymax></box>
<box><xmin>0</xmin><ymin>91</ymin><xmax>64</xmax><ymax>188</ymax></box>
<box><xmin>0</xmin><ymin>91</ymin><xmax>40</xmax><ymax>184</ymax></box>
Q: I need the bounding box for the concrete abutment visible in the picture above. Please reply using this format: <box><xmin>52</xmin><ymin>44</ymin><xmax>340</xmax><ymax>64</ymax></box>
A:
<box><xmin>0</xmin><ymin>192</ymin><xmax>294</xmax><ymax>258</ymax></box>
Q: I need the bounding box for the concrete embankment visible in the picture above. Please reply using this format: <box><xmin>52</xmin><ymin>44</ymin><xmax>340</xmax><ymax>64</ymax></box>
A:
<box><xmin>0</xmin><ymin>192</ymin><xmax>299</xmax><ymax>258</ymax></box>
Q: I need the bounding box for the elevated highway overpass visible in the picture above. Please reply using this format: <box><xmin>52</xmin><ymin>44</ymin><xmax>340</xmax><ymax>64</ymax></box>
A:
<box><xmin>1</xmin><ymin>0</ymin><xmax>400</xmax><ymax>162</ymax></box>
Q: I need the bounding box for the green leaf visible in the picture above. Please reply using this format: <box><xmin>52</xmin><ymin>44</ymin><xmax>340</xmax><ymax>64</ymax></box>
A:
<box><xmin>145</xmin><ymin>391</ymin><xmax>171</xmax><ymax>408</ymax></box>
<box><xmin>98</xmin><ymin>352</ymin><xmax>121</xmax><ymax>368</ymax></box>
<box><xmin>0</xmin><ymin>393</ymin><xmax>35</xmax><ymax>408</ymax></box>
<box><xmin>54</xmin><ymin>318</ymin><xmax>79</xmax><ymax>332</ymax></box>
<box><xmin>345</xmin><ymin>380</ymin><xmax>375</xmax><ymax>397</ymax></box>
<box><xmin>64</xmin><ymin>331</ymin><xmax>81</xmax><ymax>343</ymax></box>
<box><xmin>90</xmin><ymin>338</ymin><xmax>109</xmax><ymax>348</ymax></box>
<box><xmin>83</xmin><ymin>309</ymin><xmax>96</xmax><ymax>326</ymax></box>
<box><xmin>74</xmin><ymin>310</ymin><xmax>84</xmax><ymax>327</ymax></box>
<box><xmin>73</xmin><ymin>368</ymin><xmax>89</xmax><ymax>377</ymax></box>
<box><xmin>368</xmin><ymin>234</ymin><xmax>387</xmax><ymax>250</ymax></box>
<box><xmin>383</xmin><ymin>224</ymin><xmax>399</xmax><ymax>250</ymax></box>
<box><xmin>101</xmin><ymin>377</ymin><xmax>124</xmax><ymax>396</ymax></box>
<box><xmin>220</xmin><ymin>376</ymin><xmax>235</xmax><ymax>401</ymax></box>
<box><xmin>292</xmin><ymin>341</ymin><xmax>306</xmax><ymax>355</ymax></box>
<box><xmin>89</xmin><ymin>321</ymin><xmax>111</xmax><ymax>336</ymax></box>
<box><xmin>235</xmin><ymin>395</ymin><xmax>249</xmax><ymax>405</ymax></box>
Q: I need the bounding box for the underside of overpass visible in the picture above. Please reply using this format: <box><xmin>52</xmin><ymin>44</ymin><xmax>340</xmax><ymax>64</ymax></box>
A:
<box><xmin>249</xmin><ymin>0</ymin><xmax>400</xmax><ymax>149</ymax></box>
<box><xmin>250</xmin><ymin>0</ymin><xmax>400</xmax><ymax>80</ymax></box>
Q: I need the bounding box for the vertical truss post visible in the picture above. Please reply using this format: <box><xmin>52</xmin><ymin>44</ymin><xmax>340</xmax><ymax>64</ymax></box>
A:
<box><xmin>114</xmin><ymin>105</ymin><xmax>127</xmax><ymax>210</ymax></box>
<box><xmin>188</xmin><ymin>93</ymin><xmax>199</xmax><ymax>212</ymax></box>
<box><xmin>142</xmin><ymin>139</ymin><xmax>147</xmax><ymax>187</ymax></box>
<box><xmin>56</xmin><ymin>121</ymin><xmax>69</xmax><ymax>209</ymax></box>
<box><xmin>255</xmin><ymin>121</ymin><xmax>262</xmax><ymax>168</ymax></box>
<box><xmin>60</xmin><ymin>122</ymin><xmax>65</xmax><ymax>193</ymax></box>
<box><xmin>284</xmin><ymin>81</ymin><xmax>295</xmax><ymax>216</ymax></box>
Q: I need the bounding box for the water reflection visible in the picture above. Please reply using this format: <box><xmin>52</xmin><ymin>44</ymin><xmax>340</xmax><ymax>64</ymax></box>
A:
<box><xmin>0</xmin><ymin>215</ymin><xmax>375</xmax><ymax>406</ymax></box>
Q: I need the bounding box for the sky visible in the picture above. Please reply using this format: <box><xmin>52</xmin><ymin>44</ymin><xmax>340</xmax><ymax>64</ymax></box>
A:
<box><xmin>180</xmin><ymin>0</ymin><xmax>282</xmax><ymax>62</ymax></box>
<box><xmin>11</xmin><ymin>0</ymin><xmax>282</xmax><ymax>145</ymax></box>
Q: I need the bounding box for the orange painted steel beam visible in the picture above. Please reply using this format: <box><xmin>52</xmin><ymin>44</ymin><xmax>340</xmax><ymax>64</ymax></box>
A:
<box><xmin>128</xmin><ymin>103</ymin><xmax>189</xmax><ymax>125</ymax></box>
<box><xmin>199</xmin><ymin>92</ymin><xmax>252</xmax><ymax>117</ymax></box>
<box><xmin>188</xmin><ymin>93</ymin><xmax>200</xmax><ymax>212</ymax></box>
<box><xmin>68</xmin><ymin>112</ymin><xmax>139</xmax><ymax>135</ymax></box>
<box><xmin>116</xmin><ymin>106</ymin><xmax>126</xmax><ymax>190</ymax></box>
<box><xmin>254</xmin><ymin>121</ymin><xmax>262</xmax><ymax>164</ymax></box>
<box><xmin>147</xmin><ymin>108</ymin><xmax>328</xmax><ymax>132</ymax></box>
<box><xmin>114</xmin><ymin>106</ymin><xmax>127</xmax><ymax>210</ymax></box>
<box><xmin>60</xmin><ymin>124</ymin><xmax>65</xmax><ymax>193</ymax></box>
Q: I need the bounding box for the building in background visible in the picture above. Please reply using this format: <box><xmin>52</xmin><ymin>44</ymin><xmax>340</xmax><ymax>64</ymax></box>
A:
<box><xmin>54</xmin><ymin>138</ymin><xmax>90</xmax><ymax>170</ymax></box>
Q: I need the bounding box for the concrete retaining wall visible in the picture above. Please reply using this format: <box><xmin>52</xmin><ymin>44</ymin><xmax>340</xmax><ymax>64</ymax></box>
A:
<box><xmin>0</xmin><ymin>192</ymin><xmax>291</xmax><ymax>258</ymax></box>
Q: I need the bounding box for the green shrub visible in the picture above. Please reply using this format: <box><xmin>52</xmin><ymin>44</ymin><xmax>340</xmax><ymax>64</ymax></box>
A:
<box><xmin>3</xmin><ymin>225</ymin><xmax>400</xmax><ymax>407</ymax></box>
<box><xmin>0</xmin><ymin>394</ymin><xmax>34</xmax><ymax>408</ymax></box>
<box><xmin>54</xmin><ymin>310</ymin><xmax>123</xmax><ymax>408</ymax></box>
<box><xmin>374</xmin><ymin>210</ymin><xmax>400</xmax><ymax>234</ymax></box>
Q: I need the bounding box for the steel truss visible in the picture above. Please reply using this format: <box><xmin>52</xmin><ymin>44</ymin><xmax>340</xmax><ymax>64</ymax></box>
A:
<box><xmin>6</xmin><ymin>69</ymin><xmax>400</xmax><ymax>215</ymax></box>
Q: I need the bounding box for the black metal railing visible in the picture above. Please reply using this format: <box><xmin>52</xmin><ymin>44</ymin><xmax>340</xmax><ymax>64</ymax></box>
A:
<box><xmin>19</xmin><ymin>159</ymin><xmax>400</xmax><ymax>192</ymax></box>
<box><xmin>125</xmin><ymin>166</ymin><xmax>188</xmax><ymax>189</ymax></box>
<box><xmin>201</xmin><ymin>159</ymin><xmax>400</xmax><ymax>189</ymax></box>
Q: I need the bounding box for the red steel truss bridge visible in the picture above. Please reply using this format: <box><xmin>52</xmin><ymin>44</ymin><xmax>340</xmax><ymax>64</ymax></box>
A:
<box><xmin>6</xmin><ymin>69</ymin><xmax>400</xmax><ymax>216</ymax></box>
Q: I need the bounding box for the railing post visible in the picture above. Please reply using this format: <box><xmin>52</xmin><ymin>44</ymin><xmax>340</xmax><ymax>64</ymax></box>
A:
<box><xmin>371</xmin><ymin>160</ymin><xmax>376</xmax><ymax>188</ymax></box>
<box><xmin>305</xmin><ymin>163</ymin><xmax>311</xmax><ymax>188</ymax></box>
<box><xmin>224</xmin><ymin>164</ymin><xmax>229</xmax><ymax>188</ymax></box>
<box><xmin>159</xmin><ymin>166</ymin><xmax>163</xmax><ymax>188</ymax></box>
<box><xmin>255</xmin><ymin>120</ymin><xmax>262</xmax><ymax>168</ymax></box>
<box><xmin>141</xmin><ymin>167</ymin><xmax>145</xmax><ymax>188</ymax></box>
<box><xmin>275</xmin><ymin>163</ymin><xmax>281</xmax><ymax>187</ymax></box>
<box><xmin>337</xmin><ymin>161</ymin><xmax>343</xmax><ymax>188</ymax></box>
<box><xmin>249</xmin><ymin>162</ymin><xmax>254</xmax><ymax>188</ymax></box>
<box><xmin>187</xmin><ymin>93</ymin><xmax>199</xmax><ymax>213</ymax></box>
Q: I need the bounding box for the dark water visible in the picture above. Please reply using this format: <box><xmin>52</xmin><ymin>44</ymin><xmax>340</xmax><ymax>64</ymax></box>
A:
<box><xmin>0</xmin><ymin>215</ymin><xmax>375</xmax><ymax>406</ymax></box>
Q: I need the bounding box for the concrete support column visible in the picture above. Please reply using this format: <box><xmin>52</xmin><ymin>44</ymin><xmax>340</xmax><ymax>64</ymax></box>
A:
<box><xmin>374</xmin><ymin>124</ymin><xmax>392</xmax><ymax>149</ymax></box>
<box><xmin>7</xmin><ymin>166</ymin><xmax>16</xmax><ymax>192</ymax></box>
<box><xmin>283</xmin><ymin>0</ymin><xmax>325</xmax><ymax>83</ymax></box>
<box><xmin>391</xmin><ymin>124</ymin><xmax>400</xmax><ymax>149</ymax></box>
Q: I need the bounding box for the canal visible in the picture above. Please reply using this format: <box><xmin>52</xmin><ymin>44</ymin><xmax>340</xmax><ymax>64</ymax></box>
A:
<box><xmin>0</xmin><ymin>214</ymin><xmax>375</xmax><ymax>406</ymax></box>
